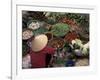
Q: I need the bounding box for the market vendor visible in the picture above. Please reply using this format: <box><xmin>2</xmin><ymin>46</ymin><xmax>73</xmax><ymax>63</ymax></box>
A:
<box><xmin>22</xmin><ymin>34</ymin><xmax>55</xmax><ymax>68</ymax></box>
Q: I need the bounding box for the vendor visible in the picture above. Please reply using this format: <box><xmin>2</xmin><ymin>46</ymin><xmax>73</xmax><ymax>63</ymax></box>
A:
<box><xmin>22</xmin><ymin>34</ymin><xmax>55</xmax><ymax>68</ymax></box>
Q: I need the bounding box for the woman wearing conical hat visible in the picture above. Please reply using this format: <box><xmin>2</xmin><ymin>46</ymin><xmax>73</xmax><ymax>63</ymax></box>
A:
<box><xmin>22</xmin><ymin>34</ymin><xmax>55</xmax><ymax>68</ymax></box>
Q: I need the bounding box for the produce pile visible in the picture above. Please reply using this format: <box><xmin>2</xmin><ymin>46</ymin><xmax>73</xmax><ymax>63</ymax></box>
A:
<box><xmin>22</xmin><ymin>11</ymin><xmax>89</xmax><ymax>67</ymax></box>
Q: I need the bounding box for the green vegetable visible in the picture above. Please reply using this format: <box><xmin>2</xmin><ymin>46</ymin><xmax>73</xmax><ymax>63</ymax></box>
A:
<box><xmin>56</xmin><ymin>58</ymin><xmax>65</xmax><ymax>64</ymax></box>
<box><xmin>72</xmin><ymin>39</ymin><xmax>83</xmax><ymax>48</ymax></box>
<box><xmin>82</xmin><ymin>48</ymin><xmax>89</xmax><ymax>55</ymax></box>
<box><xmin>33</xmin><ymin>27</ymin><xmax>48</xmax><ymax>35</ymax></box>
<box><xmin>51</xmin><ymin>23</ymin><xmax>70</xmax><ymax>37</ymax></box>
<box><xmin>46</xmin><ymin>18</ymin><xmax>56</xmax><ymax>25</ymax></box>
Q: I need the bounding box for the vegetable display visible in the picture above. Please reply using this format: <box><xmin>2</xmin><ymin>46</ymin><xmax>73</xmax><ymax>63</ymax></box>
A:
<box><xmin>22</xmin><ymin>11</ymin><xmax>89</xmax><ymax>68</ymax></box>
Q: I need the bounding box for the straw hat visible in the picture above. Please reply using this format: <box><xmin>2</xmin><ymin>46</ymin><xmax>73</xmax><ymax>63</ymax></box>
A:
<box><xmin>31</xmin><ymin>34</ymin><xmax>48</xmax><ymax>52</ymax></box>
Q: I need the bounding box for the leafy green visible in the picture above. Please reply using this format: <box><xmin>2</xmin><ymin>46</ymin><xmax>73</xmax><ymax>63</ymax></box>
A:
<box><xmin>33</xmin><ymin>27</ymin><xmax>48</xmax><ymax>35</ymax></box>
<box><xmin>51</xmin><ymin>23</ymin><xmax>70</xmax><ymax>37</ymax></box>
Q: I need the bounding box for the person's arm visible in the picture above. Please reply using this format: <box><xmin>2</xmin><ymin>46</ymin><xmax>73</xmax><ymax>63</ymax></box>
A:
<box><xmin>45</xmin><ymin>47</ymin><xmax>56</xmax><ymax>67</ymax></box>
<box><xmin>45</xmin><ymin>47</ymin><xmax>56</xmax><ymax>54</ymax></box>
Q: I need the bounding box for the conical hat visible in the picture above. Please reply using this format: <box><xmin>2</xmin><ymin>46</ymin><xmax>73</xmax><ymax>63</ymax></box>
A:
<box><xmin>31</xmin><ymin>34</ymin><xmax>48</xmax><ymax>52</ymax></box>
